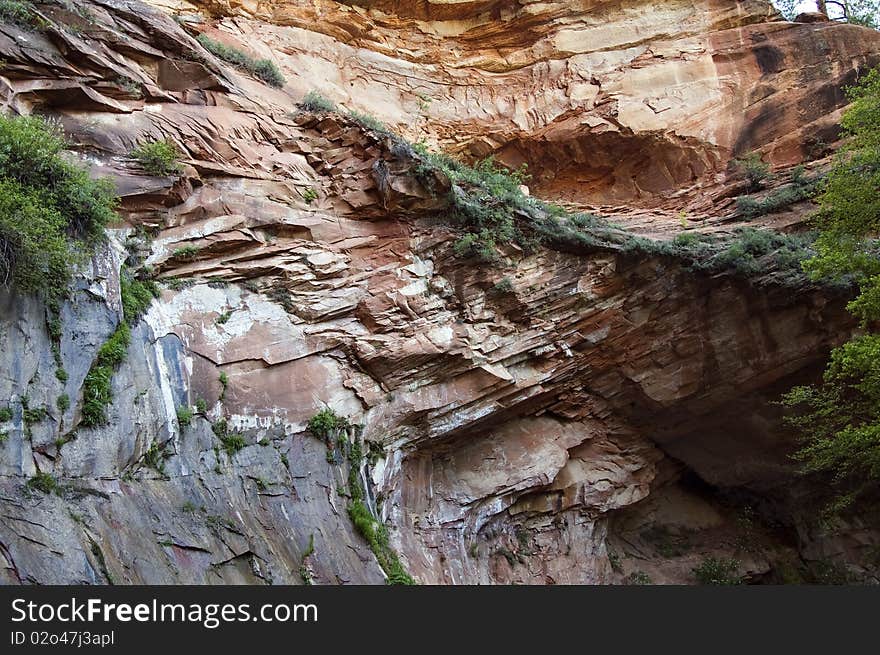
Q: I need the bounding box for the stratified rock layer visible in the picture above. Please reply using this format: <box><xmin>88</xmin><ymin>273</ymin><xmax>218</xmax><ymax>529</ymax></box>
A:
<box><xmin>0</xmin><ymin>0</ymin><xmax>877</xmax><ymax>585</ymax></box>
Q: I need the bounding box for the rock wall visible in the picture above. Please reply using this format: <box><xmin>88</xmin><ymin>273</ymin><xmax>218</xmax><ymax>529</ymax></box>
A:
<box><xmin>0</xmin><ymin>0</ymin><xmax>878</xmax><ymax>585</ymax></box>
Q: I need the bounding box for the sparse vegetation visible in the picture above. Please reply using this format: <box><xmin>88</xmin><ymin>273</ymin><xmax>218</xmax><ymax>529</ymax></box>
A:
<box><xmin>22</xmin><ymin>404</ymin><xmax>45</xmax><ymax>426</ymax></box>
<box><xmin>693</xmin><ymin>557</ymin><xmax>743</xmax><ymax>585</ymax></box>
<box><xmin>171</xmin><ymin>245</ymin><xmax>200</xmax><ymax>260</ymax></box>
<box><xmin>27</xmin><ymin>471</ymin><xmax>58</xmax><ymax>494</ymax></box>
<box><xmin>341</xmin><ymin>436</ymin><xmax>415</xmax><ymax>585</ymax></box>
<box><xmin>626</xmin><ymin>571</ymin><xmax>653</xmax><ymax>585</ymax></box>
<box><xmin>54</xmin><ymin>433</ymin><xmax>73</xmax><ymax>449</ymax></box>
<box><xmin>491</xmin><ymin>277</ymin><xmax>514</xmax><ymax>294</ymax></box>
<box><xmin>182</xmin><ymin>500</ymin><xmax>200</xmax><ymax>513</ymax></box>
<box><xmin>212</xmin><ymin>418</ymin><xmax>245</xmax><ymax>456</ymax></box>
<box><xmin>300</xmin><ymin>187</ymin><xmax>318</xmax><ymax>204</ymax></box>
<box><xmin>130</xmin><ymin>139</ymin><xmax>182</xmax><ymax>176</ymax></box>
<box><xmin>641</xmin><ymin>524</ymin><xmax>691</xmax><ymax>558</ymax></box>
<box><xmin>299</xmin><ymin>91</ymin><xmax>336</xmax><ymax>113</ymax></box>
<box><xmin>220</xmin><ymin>432</ymin><xmax>246</xmax><ymax>456</ymax></box>
<box><xmin>194</xmin><ymin>398</ymin><xmax>207</xmax><ymax>414</ymax></box>
<box><xmin>607</xmin><ymin>550</ymin><xmax>623</xmax><ymax>573</ymax></box>
<box><xmin>307</xmin><ymin>408</ymin><xmax>350</xmax><ymax>441</ymax></box>
<box><xmin>347</xmin><ymin>109</ymin><xmax>389</xmax><ymax>134</ymax></box>
<box><xmin>215</xmin><ymin>310</ymin><xmax>232</xmax><ymax>325</ymax></box>
<box><xmin>735</xmin><ymin>168</ymin><xmax>823</xmax><ymax>218</ymax></box>
<box><xmin>300</xmin><ymin>533</ymin><xmax>315</xmax><ymax>585</ymax></box>
<box><xmin>80</xmin><ymin>322</ymin><xmax>130</xmax><ymax>427</ymax></box>
<box><xmin>196</xmin><ymin>34</ymin><xmax>285</xmax><ymax>88</ymax></box>
<box><xmin>0</xmin><ymin>407</ymin><xmax>11</xmax><ymax>422</ymax></box>
<box><xmin>114</xmin><ymin>76</ymin><xmax>143</xmax><ymax>98</ymax></box>
<box><xmin>120</xmin><ymin>272</ymin><xmax>159</xmax><ymax>324</ymax></box>
<box><xmin>56</xmin><ymin>393</ymin><xmax>70</xmax><ymax>412</ymax></box>
<box><xmin>734</xmin><ymin>152</ymin><xmax>772</xmax><ymax>191</ymax></box>
<box><xmin>218</xmin><ymin>372</ymin><xmax>229</xmax><ymax>400</ymax></box>
<box><xmin>0</xmin><ymin>1</ymin><xmax>48</xmax><ymax>31</ymax></box>
<box><xmin>143</xmin><ymin>440</ymin><xmax>167</xmax><ymax>474</ymax></box>
<box><xmin>162</xmin><ymin>277</ymin><xmax>193</xmax><ymax>291</ymax></box>
<box><xmin>176</xmin><ymin>406</ymin><xmax>193</xmax><ymax>428</ymax></box>
<box><xmin>78</xmin><ymin>267</ymin><xmax>154</xmax><ymax>424</ymax></box>
<box><xmin>413</xmin><ymin>148</ymin><xmax>534</xmax><ymax>262</ymax></box>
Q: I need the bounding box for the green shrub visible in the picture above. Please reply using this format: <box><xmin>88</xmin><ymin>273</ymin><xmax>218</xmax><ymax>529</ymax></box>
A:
<box><xmin>115</xmin><ymin>76</ymin><xmax>143</xmax><ymax>98</ymax></box>
<box><xmin>300</xmin><ymin>91</ymin><xmax>336</xmax><ymax>113</ymax></box>
<box><xmin>96</xmin><ymin>322</ymin><xmax>131</xmax><ymax>368</ymax></box>
<box><xmin>347</xmin><ymin>500</ymin><xmax>415</xmax><ymax>585</ymax></box>
<box><xmin>735</xmin><ymin>174</ymin><xmax>822</xmax><ymax>219</ymax></box>
<box><xmin>0</xmin><ymin>0</ymin><xmax>48</xmax><ymax>31</ymax></box>
<box><xmin>56</xmin><ymin>394</ymin><xmax>70</xmax><ymax>412</ymax></box>
<box><xmin>340</xmin><ymin>435</ymin><xmax>414</xmax><ymax>584</ymax></box>
<box><xmin>300</xmin><ymin>187</ymin><xmax>318</xmax><ymax>204</ymax></box>
<box><xmin>130</xmin><ymin>139</ymin><xmax>182</xmax><ymax>176</ymax></box>
<box><xmin>27</xmin><ymin>471</ymin><xmax>58</xmax><ymax>494</ymax></box>
<box><xmin>412</xmin><ymin>147</ymin><xmax>537</xmax><ymax>260</ymax></box>
<box><xmin>212</xmin><ymin>418</ymin><xmax>228</xmax><ymax>437</ymax></box>
<box><xmin>80</xmin><ymin>322</ymin><xmax>131</xmax><ymax>427</ymax></box>
<box><xmin>0</xmin><ymin>407</ymin><xmax>11</xmax><ymax>422</ymax></box>
<box><xmin>693</xmin><ymin>557</ymin><xmax>742</xmax><ymax>585</ymax></box>
<box><xmin>251</xmin><ymin>59</ymin><xmax>285</xmax><ymax>88</ymax></box>
<box><xmin>171</xmin><ymin>245</ymin><xmax>199</xmax><ymax>260</ymax></box>
<box><xmin>0</xmin><ymin>114</ymin><xmax>116</xmax><ymax>304</ymax></box>
<box><xmin>219</xmin><ymin>431</ymin><xmax>246</xmax><ymax>456</ymax></box>
<box><xmin>491</xmin><ymin>277</ymin><xmax>514</xmax><ymax>294</ymax></box>
<box><xmin>120</xmin><ymin>272</ymin><xmax>159</xmax><ymax>324</ymax></box>
<box><xmin>626</xmin><ymin>571</ymin><xmax>653</xmax><ymax>585</ymax></box>
<box><xmin>218</xmin><ymin>372</ymin><xmax>228</xmax><ymax>400</ymax></box>
<box><xmin>176</xmin><ymin>406</ymin><xmax>193</xmax><ymax>428</ymax></box>
<box><xmin>211</xmin><ymin>417</ymin><xmax>245</xmax><ymax>455</ymax></box>
<box><xmin>196</xmin><ymin>34</ymin><xmax>285</xmax><ymax>88</ymax></box>
<box><xmin>307</xmin><ymin>408</ymin><xmax>350</xmax><ymax>440</ymax></box>
<box><xmin>182</xmin><ymin>500</ymin><xmax>200</xmax><ymax>513</ymax></box>
<box><xmin>347</xmin><ymin>110</ymin><xmax>388</xmax><ymax>134</ymax></box>
<box><xmin>55</xmin><ymin>367</ymin><xmax>68</xmax><ymax>383</ymax></box>
<box><xmin>734</xmin><ymin>152</ymin><xmax>771</xmax><ymax>190</ymax></box>
<box><xmin>144</xmin><ymin>441</ymin><xmax>167</xmax><ymax>473</ymax></box>
<box><xmin>22</xmin><ymin>405</ymin><xmax>45</xmax><ymax>425</ymax></box>
<box><xmin>0</xmin><ymin>430</ymin><xmax>7</xmax><ymax>443</ymax></box>
<box><xmin>194</xmin><ymin>398</ymin><xmax>207</xmax><ymax>414</ymax></box>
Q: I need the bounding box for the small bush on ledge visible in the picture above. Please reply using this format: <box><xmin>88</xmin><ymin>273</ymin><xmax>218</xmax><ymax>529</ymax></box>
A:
<box><xmin>299</xmin><ymin>91</ymin><xmax>336</xmax><ymax>113</ymax></box>
<box><xmin>130</xmin><ymin>139</ymin><xmax>182</xmax><ymax>176</ymax></box>
<box><xmin>197</xmin><ymin>34</ymin><xmax>285</xmax><ymax>88</ymax></box>
<box><xmin>733</xmin><ymin>152</ymin><xmax>771</xmax><ymax>191</ymax></box>
<box><xmin>307</xmin><ymin>408</ymin><xmax>350</xmax><ymax>440</ymax></box>
<box><xmin>693</xmin><ymin>557</ymin><xmax>742</xmax><ymax>585</ymax></box>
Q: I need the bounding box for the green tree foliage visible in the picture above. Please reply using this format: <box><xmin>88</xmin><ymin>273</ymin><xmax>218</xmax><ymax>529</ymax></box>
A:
<box><xmin>0</xmin><ymin>114</ymin><xmax>116</xmax><ymax>303</ymax></box>
<box><xmin>825</xmin><ymin>0</ymin><xmax>879</xmax><ymax>28</ymax></box>
<box><xmin>782</xmin><ymin>68</ymin><xmax>880</xmax><ymax>511</ymax></box>
<box><xmin>772</xmin><ymin>0</ymin><xmax>801</xmax><ymax>20</ymax></box>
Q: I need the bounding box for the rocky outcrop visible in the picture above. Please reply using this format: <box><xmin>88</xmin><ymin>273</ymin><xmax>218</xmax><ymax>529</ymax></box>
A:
<box><xmin>0</xmin><ymin>0</ymin><xmax>877</xmax><ymax>585</ymax></box>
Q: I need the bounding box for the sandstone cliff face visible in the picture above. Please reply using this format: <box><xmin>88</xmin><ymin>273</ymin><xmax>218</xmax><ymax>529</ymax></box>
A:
<box><xmin>0</xmin><ymin>0</ymin><xmax>877</xmax><ymax>585</ymax></box>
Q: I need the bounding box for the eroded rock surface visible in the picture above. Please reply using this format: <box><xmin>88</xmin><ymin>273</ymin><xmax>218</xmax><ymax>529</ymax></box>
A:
<box><xmin>0</xmin><ymin>0</ymin><xmax>877</xmax><ymax>585</ymax></box>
